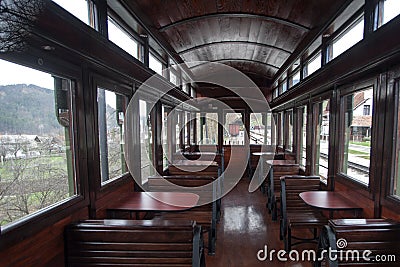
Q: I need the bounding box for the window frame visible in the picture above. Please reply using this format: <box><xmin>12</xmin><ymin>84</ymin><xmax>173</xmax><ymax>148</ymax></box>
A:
<box><xmin>91</xmin><ymin>74</ymin><xmax>131</xmax><ymax>198</ymax></box>
<box><xmin>335</xmin><ymin>78</ymin><xmax>379</xmax><ymax>198</ymax></box>
<box><xmin>0</xmin><ymin>55</ymin><xmax>87</xmax><ymax>242</ymax></box>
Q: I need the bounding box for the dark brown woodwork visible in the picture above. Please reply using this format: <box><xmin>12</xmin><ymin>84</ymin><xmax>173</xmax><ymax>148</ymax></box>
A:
<box><xmin>316</xmin><ymin>218</ymin><xmax>400</xmax><ymax>266</ymax></box>
<box><xmin>65</xmin><ymin>219</ymin><xmax>204</xmax><ymax>267</ymax></box>
<box><xmin>280</xmin><ymin>176</ymin><xmax>328</xmax><ymax>251</ymax></box>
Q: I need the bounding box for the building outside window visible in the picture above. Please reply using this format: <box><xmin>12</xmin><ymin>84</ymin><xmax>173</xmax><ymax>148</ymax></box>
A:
<box><xmin>0</xmin><ymin>59</ymin><xmax>76</xmax><ymax>227</ymax></box>
<box><xmin>52</xmin><ymin>0</ymin><xmax>97</xmax><ymax>28</ymax></box>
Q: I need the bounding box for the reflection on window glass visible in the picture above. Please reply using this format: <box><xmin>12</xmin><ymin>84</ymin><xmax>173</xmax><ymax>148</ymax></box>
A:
<box><xmin>287</xmin><ymin>110</ymin><xmax>293</xmax><ymax>151</ymax></box>
<box><xmin>341</xmin><ymin>88</ymin><xmax>373</xmax><ymax>185</ymax></box>
<box><xmin>331</xmin><ymin>17</ymin><xmax>364</xmax><ymax>60</ymax></box>
<box><xmin>149</xmin><ymin>53</ymin><xmax>163</xmax><ymax>76</ymax></box>
<box><xmin>224</xmin><ymin>112</ymin><xmax>244</xmax><ymax>145</ymax></box>
<box><xmin>380</xmin><ymin>0</ymin><xmax>400</xmax><ymax>27</ymax></box>
<box><xmin>139</xmin><ymin>100</ymin><xmax>152</xmax><ymax>184</ymax></box>
<box><xmin>98</xmin><ymin>88</ymin><xmax>126</xmax><ymax>184</ymax></box>
<box><xmin>279</xmin><ymin>112</ymin><xmax>284</xmax><ymax>147</ymax></box>
<box><xmin>107</xmin><ymin>16</ymin><xmax>139</xmax><ymax>59</ymax></box>
<box><xmin>314</xmin><ymin>100</ymin><xmax>330</xmax><ymax>181</ymax></box>
<box><xmin>197</xmin><ymin>113</ymin><xmax>218</xmax><ymax>145</ymax></box>
<box><xmin>306</xmin><ymin>52</ymin><xmax>321</xmax><ymax>77</ymax></box>
<box><xmin>250</xmin><ymin>113</ymin><xmax>265</xmax><ymax>145</ymax></box>
<box><xmin>299</xmin><ymin>106</ymin><xmax>307</xmax><ymax>168</ymax></box>
<box><xmin>52</xmin><ymin>0</ymin><xmax>95</xmax><ymax>28</ymax></box>
<box><xmin>0</xmin><ymin>59</ymin><xmax>76</xmax><ymax>227</ymax></box>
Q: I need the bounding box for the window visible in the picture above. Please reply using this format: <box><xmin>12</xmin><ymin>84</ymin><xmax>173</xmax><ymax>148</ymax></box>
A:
<box><xmin>197</xmin><ymin>113</ymin><xmax>218</xmax><ymax>145</ymax></box>
<box><xmin>289</xmin><ymin>70</ymin><xmax>300</xmax><ymax>88</ymax></box>
<box><xmin>250</xmin><ymin>113</ymin><xmax>266</xmax><ymax>145</ymax></box>
<box><xmin>52</xmin><ymin>0</ymin><xmax>97</xmax><ymax>28</ymax></box>
<box><xmin>170</xmin><ymin>71</ymin><xmax>178</xmax><ymax>86</ymax></box>
<box><xmin>330</xmin><ymin>16</ymin><xmax>364</xmax><ymax>61</ymax></box>
<box><xmin>393</xmin><ymin>81</ymin><xmax>400</xmax><ymax>198</ymax></box>
<box><xmin>376</xmin><ymin>0</ymin><xmax>400</xmax><ymax>29</ymax></box>
<box><xmin>191</xmin><ymin>87</ymin><xmax>196</xmax><ymax>98</ymax></box>
<box><xmin>273</xmin><ymin>87</ymin><xmax>279</xmax><ymax>99</ymax></box>
<box><xmin>314</xmin><ymin>99</ymin><xmax>330</xmax><ymax>181</ymax></box>
<box><xmin>278</xmin><ymin>112</ymin><xmax>284</xmax><ymax>147</ymax></box>
<box><xmin>107</xmin><ymin>16</ymin><xmax>140</xmax><ymax>59</ymax></box>
<box><xmin>280</xmin><ymin>80</ymin><xmax>287</xmax><ymax>94</ymax></box>
<box><xmin>363</xmin><ymin>105</ymin><xmax>371</xmax><ymax>115</ymax></box>
<box><xmin>149</xmin><ymin>52</ymin><xmax>163</xmax><ymax>76</ymax></box>
<box><xmin>305</xmin><ymin>52</ymin><xmax>321</xmax><ymax>77</ymax></box>
<box><xmin>0</xmin><ymin>59</ymin><xmax>76</xmax><ymax>227</ymax></box>
<box><xmin>97</xmin><ymin>88</ymin><xmax>127</xmax><ymax>184</ymax></box>
<box><xmin>286</xmin><ymin>110</ymin><xmax>294</xmax><ymax>151</ymax></box>
<box><xmin>139</xmin><ymin>100</ymin><xmax>152</xmax><ymax>185</ymax></box>
<box><xmin>162</xmin><ymin>105</ymin><xmax>170</xmax><ymax>169</ymax></box>
<box><xmin>265</xmin><ymin>113</ymin><xmax>273</xmax><ymax>145</ymax></box>
<box><xmin>224</xmin><ymin>112</ymin><xmax>244</xmax><ymax>145</ymax></box>
<box><xmin>299</xmin><ymin>106</ymin><xmax>307</xmax><ymax>168</ymax></box>
<box><xmin>340</xmin><ymin>87</ymin><xmax>373</xmax><ymax>185</ymax></box>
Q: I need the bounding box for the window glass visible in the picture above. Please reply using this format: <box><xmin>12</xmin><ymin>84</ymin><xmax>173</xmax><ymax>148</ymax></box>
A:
<box><xmin>286</xmin><ymin>110</ymin><xmax>293</xmax><ymax>151</ymax></box>
<box><xmin>175</xmin><ymin>111</ymin><xmax>183</xmax><ymax>152</ymax></box>
<box><xmin>299</xmin><ymin>106</ymin><xmax>307</xmax><ymax>168</ymax></box>
<box><xmin>279</xmin><ymin>112</ymin><xmax>284</xmax><ymax>147</ymax></box>
<box><xmin>273</xmin><ymin>87</ymin><xmax>279</xmax><ymax>98</ymax></box>
<box><xmin>191</xmin><ymin>87</ymin><xmax>196</xmax><ymax>98</ymax></box>
<box><xmin>0</xmin><ymin>59</ymin><xmax>76</xmax><ymax>227</ymax></box>
<box><xmin>97</xmin><ymin>88</ymin><xmax>127</xmax><ymax>184</ymax></box>
<box><xmin>331</xmin><ymin>17</ymin><xmax>364</xmax><ymax>60</ymax></box>
<box><xmin>162</xmin><ymin>105</ymin><xmax>169</xmax><ymax>169</ymax></box>
<box><xmin>139</xmin><ymin>100</ymin><xmax>152</xmax><ymax>185</ymax></box>
<box><xmin>149</xmin><ymin>53</ymin><xmax>163</xmax><ymax>76</ymax></box>
<box><xmin>197</xmin><ymin>113</ymin><xmax>218</xmax><ymax>145</ymax></box>
<box><xmin>170</xmin><ymin>71</ymin><xmax>178</xmax><ymax>86</ymax></box>
<box><xmin>393</xmin><ymin>82</ymin><xmax>400</xmax><ymax>198</ymax></box>
<box><xmin>306</xmin><ymin>52</ymin><xmax>321</xmax><ymax>77</ymax></box>
<box><xmin>314</xmin><ymin>100</ymin><xmax>330</xmax><ymax>181</ymax></box>
<box><xmin>378</xmin><ymin>0</ymin><xmax>400</xmax><ymax>28</ymax></box>
<box><xmin>107</xmin><ymin>16</ymin><xmax>139</xmax><ymax>59</ymax></box>
<box><xmin>52</xmin><ymin>0</ymin><xmax>96</xmax><ymax>28</ymax></box>
<box><xmin>250</xmin><ymin>113</ymin><xmax>265</xmax><ymax>145</ymax></box>
<box><xmin>290</xmin><ymin>71</ymin><xmax>300</xmax><ymax>87</ymax></box>
<box><xmin>281</xmin><ymin>80</ymin><xmax>287</xmax><ymax>94</ymax></box>
<box><xmin>224</xmin><ymin>112</ymin><xmax>244</xmax><ymax>145</ymax></box>
<box><xmin>341</xmin><ymin>87</ymin><xmax>373</xmax><ymax>185</ymax></box>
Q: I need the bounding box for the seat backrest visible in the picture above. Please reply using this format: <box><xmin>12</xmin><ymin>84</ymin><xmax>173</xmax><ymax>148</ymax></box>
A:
<box><xmin>317</xmin><ymin>218</ymin><xmax>400</xmax><ymax>266</ymax></box>
<box><xmin>280</xmin><ymin>175</ymin><xmax>321</xmax><ymax>218</ymax></box>
<box><xmin>65</xmin><ymin>219</ymin><xmax>204</xmax><ymax>267</ymax></box>
<box><xmin>268</xmin><ymin>162</ymin><xmax>299</xmax><ymax>198</ymax></box>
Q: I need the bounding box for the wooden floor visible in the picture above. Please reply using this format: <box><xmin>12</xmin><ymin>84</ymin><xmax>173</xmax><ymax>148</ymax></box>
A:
<box><xmin>205</xmin><ymin>179</ymin><xmax>314</xmax><ymax>267</ymax></box>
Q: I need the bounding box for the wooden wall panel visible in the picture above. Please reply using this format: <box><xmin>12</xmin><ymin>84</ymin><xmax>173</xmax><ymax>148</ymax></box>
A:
<box><xmin>0</xmin><ymin>208</ymin><xmax>88</xmax><ymax>267</ymax></box>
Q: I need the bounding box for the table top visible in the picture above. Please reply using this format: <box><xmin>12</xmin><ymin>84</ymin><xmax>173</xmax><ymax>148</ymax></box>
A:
<box><xmin>107</xmin><ymin>192</ymin><xmax>199</xmax><ymax>212</ymax></box>
<box><xmin>299</xmin><ymin>191</ymin><xmax>362</xmax><ymax>211</ymax></box>
<box><xmin>171</xmin><ymin>160</ymin><xmax>218</xmax><ymax>166</ymax></box>
<box><xmin>266</xmin><ymin>159</ymin><xmax>297</xmax><ymax>166</ymax></box>
<box><xmin>181</xmin><ymin>152</ymin><xmax>219</xmax><ymax>156</ymax></box>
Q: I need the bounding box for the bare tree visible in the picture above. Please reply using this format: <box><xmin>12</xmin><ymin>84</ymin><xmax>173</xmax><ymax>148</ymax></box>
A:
<box><xmin>0</xmin><ymin>0</ymin><xmax>45</xmax><ymax>52</ymax></box>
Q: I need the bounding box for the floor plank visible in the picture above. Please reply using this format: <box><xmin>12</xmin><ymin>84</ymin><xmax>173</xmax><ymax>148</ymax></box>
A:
<box><xmin>205</xmin><ymin>179</ymin><xmax>315</xmax><ymax>267</ymax></box>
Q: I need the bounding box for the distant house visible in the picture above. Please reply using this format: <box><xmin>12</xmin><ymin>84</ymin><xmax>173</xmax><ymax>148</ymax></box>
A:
<box><xmin>350</xmin><ymin>90</ymin><xmax>373</xmax><ymax>141</ymax></box>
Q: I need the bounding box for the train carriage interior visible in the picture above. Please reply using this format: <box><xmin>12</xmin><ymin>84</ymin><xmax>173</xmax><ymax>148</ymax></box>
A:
<box><xmin>1</xmin><ymin>0</ymin><xmax>400</xmax><ymax>266</ymax></box>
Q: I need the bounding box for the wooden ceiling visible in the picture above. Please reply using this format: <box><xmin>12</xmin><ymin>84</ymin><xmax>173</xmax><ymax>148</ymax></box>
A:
<box><xmin>128</xmin><ymin>0</ymin><xmax>349</xmax><ymax>87</ymax></box>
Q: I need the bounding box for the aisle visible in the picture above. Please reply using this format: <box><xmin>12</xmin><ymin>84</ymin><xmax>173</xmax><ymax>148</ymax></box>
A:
<box><xmin>205</xmin><ymin>179</ymin><xmax>314</xmax><ymax>267</ymax></box>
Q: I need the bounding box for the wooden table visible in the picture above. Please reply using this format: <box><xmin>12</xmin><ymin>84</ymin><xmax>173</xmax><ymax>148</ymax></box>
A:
<box><xmin>299</xmin><ymin>191</ymin><xmax>363</xmax><ymax>218</ymax></box>
<box><xmin>172</xmin><ymin>160</ymin><xmax>218</xmax><ymax>166</ymax></box>
<box><xmin>266</xmin><ymin>159</ymin><xmax>297</xmax><ymax>166</ymax></box>
<box><xmin>107</xmin><ymin>192</ymin><xmax>199</xmax><ymax>219</ymax></box>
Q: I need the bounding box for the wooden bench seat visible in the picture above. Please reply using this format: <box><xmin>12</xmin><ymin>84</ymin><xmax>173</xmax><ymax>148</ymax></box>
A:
<box><xmin>280</xmin><ymin>175</ymin><xmax>328</xmax><ymax>251</ymax></box>
<box><xmin>266</xmin><ymin>161</ymin><xmax>300</xmax><ymax>220</ymax></box>
<box><xmin>65</xmin><ymin>219</ymin><xmax>205</xmax><ymax>267</ymax></box>
<box><xmin>147</xmin><ymin>175</ymin><xmax>218</xmax><ymax>255</ymax></box>
<box><xmin>316</xmin><ymin>218</ymin><xmax>400</xmax><ymax>266</ymax></box>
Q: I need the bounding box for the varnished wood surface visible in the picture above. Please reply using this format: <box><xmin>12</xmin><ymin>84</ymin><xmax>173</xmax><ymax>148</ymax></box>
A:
<box><xmin>129</xmin><ymin>0</ymin><xmax>348</xmax><ymax>86</ymax></box>
<box><xmin>107</xmin><ymin>192</ymin><xmax>200</xmax><ymax>212</ymax></box>
<box><xmin>299</xmin><ymin>191</ymin><xmax>363</xmax><ymax>211</ymax></box>
<box><xmin>206</xmin><ymin>179</ymin><xmax>314</xmax><ymax>266</ymax></box>
<box><xmin>267</xmin><ymin>159</ymin><xmax>297</xmax><ymax>166</ymax></box>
